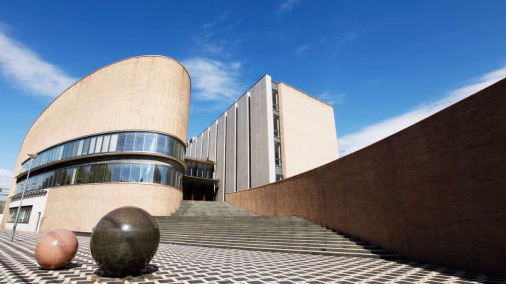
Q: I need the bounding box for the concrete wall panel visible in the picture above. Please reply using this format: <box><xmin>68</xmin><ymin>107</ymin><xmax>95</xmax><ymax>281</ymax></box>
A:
<box><xmin>236</xmin><ymin>94</ymin><xmax>250</xmax><ymax>190</ymax></box>
<box><xmin>215</xmin><ymin>115</ymin><xmax>227</xmax><ymax>201</ymax></box>
<box><xmin>225</xmin><ymin>105</ymin><xmax>237</xmax><ymax>192</ymax></box>
<box><xmin>201</xmin><ymin>129</ymin><xmax>209</xmax><ymax>159</ymax></box>
<box><xmin>249</xmin><ymin>76</ymin><xmax>273</xmax><ymax>188</ymax></box>
<box><xmin>42</xmin><ymin>183</ymin><xmax>182</xmax><ymax>233</ymax></box>
<box><xmin>228</xmin><ymin>78</ymin><xmax>506</xmax><ymax>276</ymax></box>
<box><xmin>278</xmin><ymin>83</ymin><xmax>338</xmax><ymax>177</ymax></box>
<box><xmin>195</xmin><ymin>133</ymin><xmax>203</xmax><ymax>159</ymax></box>
<box><xmin>208</xmin><ymin>123</ymin><xmax>217</xmax><ymax>163</ymax></box>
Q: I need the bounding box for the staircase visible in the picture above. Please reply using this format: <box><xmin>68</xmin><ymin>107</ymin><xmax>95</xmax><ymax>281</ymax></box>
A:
<box><xmin>156</xmin><ymin>201</ymin><xmax>399</xmax><ymax>259</ymax></box>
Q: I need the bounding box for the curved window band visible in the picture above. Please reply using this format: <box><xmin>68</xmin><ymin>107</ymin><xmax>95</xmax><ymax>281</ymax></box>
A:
<box><xmin>21</xmin><ymin>131</ymin><xmax>185</xmax><ymax>173</ymax></box>
<box><xmin>16</xmin><ymin>161</ymin><xmax>183</xmax><ymax>193</ymax></box>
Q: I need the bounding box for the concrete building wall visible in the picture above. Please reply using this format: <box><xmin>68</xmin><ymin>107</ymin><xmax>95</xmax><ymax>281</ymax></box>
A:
<box><xmin>278</xmin><ymin>83</ymin><xmax>338</xmax><ymax>177</ymax></box>
<box><xmin>41</xmin><ymin>183</ymin><xmax>181</xmax><ymax>233</ymax></box>
<box><xmin>249</xmin><ymin>76</ymin><xmax>274</xmax><ymax>188</ymax></box>
<box><xmin>236</xmin><ymin>94</ymin><xmax>250</xmax><ymax>190</ymax></box>
<box><xmin>201</xmin><ymin>128</ymin><xmax>209</xmax><ymax>159</ymax></box>
<box><xmin>215</xmin><ymin>114</ymin><xmax>227</xmax><ymax>201</ymax></box>
<box><xmin>225</xmin><ymin>105</ymin><xmax>237</xmax><ymax>192</ymax></box>
<box><xmin>196</xmin><ymin>133</ymin><xmax>203</xmax><ymax>159</ymax></box>
<box><xmin>228</xmin><ymin>78</ymin><xmax>506</xmax><ymax>276</ymax></box>
<box><xmin>5</xmin><ymin>194</ymin><xmax>47</xmax><ymax>232</ymax></box>
<box><xmin>208</xmin><ymin>123</ymin><xmax>217</xmax><ymax>163</ymax></box>
<box><xmin>1</xmin><ymin>56</ymin><xmax>190</xmax><ymax>232</ymax></box>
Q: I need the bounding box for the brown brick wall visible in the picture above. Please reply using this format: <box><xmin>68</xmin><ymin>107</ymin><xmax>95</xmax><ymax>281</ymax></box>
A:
<box><xmin>228</xmin><ymin>78</ymin><xmax>506</xmax><ymax>276</ymax></box>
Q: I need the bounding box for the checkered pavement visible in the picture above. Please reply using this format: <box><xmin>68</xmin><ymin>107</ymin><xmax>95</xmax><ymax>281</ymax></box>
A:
<box><xmin>0</xmin><ymin>231</ymin><xmax>504</xmax><ymax>284</ymax></box>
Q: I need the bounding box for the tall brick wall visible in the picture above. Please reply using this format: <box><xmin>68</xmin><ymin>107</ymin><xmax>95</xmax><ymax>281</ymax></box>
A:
<box><xmin>228</xmin><ymin>78</ymin><xmax>506</xmax><ymax>276</ymax></box>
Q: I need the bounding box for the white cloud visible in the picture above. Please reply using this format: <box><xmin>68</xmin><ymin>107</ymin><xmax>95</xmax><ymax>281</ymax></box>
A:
<box><xmin>317</xmin><ymin>92</ymin><xmax>345</xmax><ymax>105</ymax></box>
<box><xmin>0</xmin><ymin>168</ymin><xmax>12</xmax><ymax>189</ymax></box>
<box><xmin>182</xmin><ymin>57</ymin><xmax>243</xmax><ymax>102</ymax></box>
<box><xmin>0</xmin><ymin>29</ymin><xmax>76</xmax><ymax>97</ymax></box>
<box><xmin>295</xmin><ymin>44</ymin><xmax>310</xmax><ymax>55</ymax></box>
<box><xmin>279</xmin><ymin>0</ymin><xmax>301</xmax><ymax>13</ymax></box>
<box><xmin>339</xmin><ymin>67</ymin><xmax>506</xmax><ymax>156</ymax></box>
<box><xmin>193</xmin><ymin>14</ymin><xmax>241</xmax><ymax>56</ymax></box>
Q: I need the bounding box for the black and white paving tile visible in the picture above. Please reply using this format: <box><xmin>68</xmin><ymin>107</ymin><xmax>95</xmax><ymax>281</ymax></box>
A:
<box><xmin>0</xmin><ymin>231</ymin><xmax>504</xmax><ymax>284</ymax></box>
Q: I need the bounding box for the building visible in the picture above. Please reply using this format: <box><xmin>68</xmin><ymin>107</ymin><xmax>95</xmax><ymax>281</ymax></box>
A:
<box><xmin>1</xmin><ymin>56</ymin><xmax>190</xmax><ymax>233</ymax></box>
<box><xmin>185</xmin><ymin>75</ymin><xmax>338</xmax><ymax>201</ymax></box>
<box><xmin>0</xmin><ymin>188</ymin><xmax>9</xmax><ymax>223</ymax></box>
<box><xmin>1</xmin><ymin>57</ymin><xmax>338</xmax><ymax>233</ymax></box>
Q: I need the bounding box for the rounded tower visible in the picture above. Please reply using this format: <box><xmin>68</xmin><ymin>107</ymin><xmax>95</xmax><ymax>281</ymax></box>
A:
<box><xmin>2</xmin><ymin>56</ymin><xmax>190</xmax><ymax>233</ymax></box>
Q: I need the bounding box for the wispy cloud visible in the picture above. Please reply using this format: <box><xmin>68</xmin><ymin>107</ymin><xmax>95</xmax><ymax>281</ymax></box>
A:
<box><xmin>339</xmin><ymin>67</ymin><xmax>506</xmax><ymax>156</ymax></box>
<box><xmin>317</xmin><ymin>91</ymin><xmax>345</xmax><ymax>105</ymax></box>
<box><xmin>193</xmin><ymin>13</ymin><xmax>241</xmax><ymax>56</ymax></box>
<box><xmin>182</xmin><ymin>57</ymin><xmax>243</xmax><ymax>102</ymax></box>
<box><xmin>295</xmin><ymin>44</ymin><xmax>310</xmax><ymax>55</ymax></box>
<box><xmin>0</xmin><ymin>28</ymin><xmax>76</xmax><ymax>97</ymax></box>
<box><xmin>279</xmin><ymin>0</ymin><xmax>301</xmax><ymax>13</ymax></box>
<box><xmin>0</xmin><ymin>168</ymin><xmax>12</xmax><ymax>189</ymax></box>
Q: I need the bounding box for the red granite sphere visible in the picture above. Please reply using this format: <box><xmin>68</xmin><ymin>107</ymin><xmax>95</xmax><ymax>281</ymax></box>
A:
<box><xmin>35</xmin><ymin>229</ymin><xmax>79</xmax><ymax>269</ymax></box>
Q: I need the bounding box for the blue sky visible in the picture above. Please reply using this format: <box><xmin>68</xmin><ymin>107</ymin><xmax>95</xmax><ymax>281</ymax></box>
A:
<box><xmin>1</xmin><ymin>0</ymin><xmax>506</xmax><ymax>188</ymax></box>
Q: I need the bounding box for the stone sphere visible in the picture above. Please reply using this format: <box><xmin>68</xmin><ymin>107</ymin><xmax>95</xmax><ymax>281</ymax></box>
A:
<box><xmin>90</xmin><ymin>206</ymin><xmax>160</xmax><ymax>277</ymax></box>
<box><xmin>35</xmin><ymin>229</ymin><xmax>79</xmax><ymax>269</ymax></box>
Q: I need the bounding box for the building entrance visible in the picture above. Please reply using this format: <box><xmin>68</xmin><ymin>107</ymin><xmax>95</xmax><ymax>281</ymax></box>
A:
<box><xmin>182</xmin><ymin>176</ymin><xmax>217</xmax><ymax>201</ymax></box>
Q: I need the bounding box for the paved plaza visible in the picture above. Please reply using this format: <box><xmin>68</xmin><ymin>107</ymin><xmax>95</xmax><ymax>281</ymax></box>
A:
<box><xmin>0</xmin><ymin>231</ymin><xmax>504</xmax><ymax>284</ymax></box>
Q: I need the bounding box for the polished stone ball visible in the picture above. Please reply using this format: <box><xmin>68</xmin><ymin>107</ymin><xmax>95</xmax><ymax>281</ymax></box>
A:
<box><xmin>90</xmin><ymin>206</ymin><xmax>160</xmax><ymax>277</ymax></box>
<box><xmin>35</xmin><ymin>229</ymin><xmax>79</xmax><ymax>269</ymax></box>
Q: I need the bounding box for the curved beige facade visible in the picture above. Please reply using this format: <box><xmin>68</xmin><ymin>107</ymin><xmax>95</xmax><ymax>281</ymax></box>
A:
<box><xmin>20</xmin><ymin>56</ymin><xmax>190</xmax><ymax>162</ymax></box>
<box><xmin>2</xmin><ymin>56</ymin><xmax>190</xmax><ymax>232</ymax></box>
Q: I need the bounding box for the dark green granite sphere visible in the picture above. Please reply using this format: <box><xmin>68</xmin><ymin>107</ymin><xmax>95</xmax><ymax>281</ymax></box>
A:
<box><xmin>90</xmin><ymin>206</ymin><xmax>160</xmax><ymax>277</ymax></box>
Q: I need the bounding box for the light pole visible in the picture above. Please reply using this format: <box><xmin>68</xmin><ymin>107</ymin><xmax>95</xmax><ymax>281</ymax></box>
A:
<box><xmin>10</xmin><ymin>153</ymin><xmax>38</xmax><ymax>242</ymax></box>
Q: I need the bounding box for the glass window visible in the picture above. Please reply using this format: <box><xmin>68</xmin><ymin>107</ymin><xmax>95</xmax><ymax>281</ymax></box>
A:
<box><xmin>166</xmin><ymin>138</ymin><xmax>173</xmax><ymax>156</ymax></box>
<box><xmin>48</xmin><ymin>171</ymin><xmax>55</xmax><ymax>187</ymax></box>
<box><xmin>82</xmin><ymin>165</ymin><xmax>91</xmax><ymax>183</ymax></box>
<box><xmin>144</xmin><ymin>133</ymin><xmax>156</xmax><ymax>152</ymax></box>
<box><xmin>54</xmin><ymin>169</ymin><xmax>63</xmax><ymax>186</ymax></box>
<box><xmin>130</xmin><ymin>164</ymin><xmax>141</xmax><ymax>182</ymax></box>
<box><xmin>95</xmin><ymin>136</ymin><xmax>103</xmax><ymax>154</ymax></box>
<box><xmin>273</xmin><ymin>115</ymin><xmax>280</xmax><ymax>137</ymax></box>
<box><xmin>134</xmin><ymin>133</ymin><xmax>145</xmax><ymax>152</ymax></box>
<box><xmin>111</xmin><ymin>163</ymin><xmax>121</xmax><ymax>182</ymax></box>
<box><xmin>76</xmin><ymin>166</ymin><xmax>85</xmax><ymax>184</ymax></box>
<box><xmin>272</xmin><ymin>89</ymin><xmax>279</xmax><ymax>111</ymax></box>
<box><xmin>65</xmin><ymin>168</ymin><xmax>74</xmax><ymax>185</ymax></box>
<box><xmin>101</xmin><ymin>135</ymin><xmax>110</xmax><ymax>153</ymax></box>
<box><xmin>104</xmin><ymin>164</ymin><xmax>113</xmax><ymax>182</ymax></box>
<box><xmin>62</xmin><ymin>144</ymin><xmax>71</xmax><ymax>159</ymax></box>
<box><xmin>82</xmin><ymin>138</ymin><xmax>90</xmax><ymax>155</ymax></box>
<box><xmin>8</xmin><ymin>206</ymin><xmax>32</xmax><ymax>223</ymax></box>
<box><xmin>90</xmin><ymin>164</ymin><xmax>99</xmax><ymax>183</ymax></box>
<box><xmin>124</xmin><ymin>133</ymin><xmax>135</xmax><ymax>151</ymax></box>
<box><xmin>159</xmin><ymin>166</ymin><xmax>168</xmax><ymax>185</ymax></box>
<box><xmin>89</xmin><ymin>137</ymin><xmax>96</xmax><ymax>154</ymax></box>
<box><xmin>275</xmin><ymin>142</ymin><xmax>282</xmax><ymax>166</ymax></box>
<box><xmin>153</xmin><ymin>164</ymin><xmax>162</xmax><ymax>184</ymax></box>
<box><xmin>140</xmin><ymin>164</ymin><xmax>154</xmax><ymax>183</ymax></box>
<box><xmin>116</xmin><ymin>133</ymin><xmax>126</xmax><ymax>152</ymax></box>
<box><xmin>77</xmin><ymin>140</ymin><xmax>84</xmax><ymax>156</ymax></box>
<box><xmin>97</xmin><ymin>164</ymin><xmax>107</xmax><ymax>182</ymax></box>
<box><xmin>120</xmin><ymin>164</ymin><xmax>131</xmax><ymax>182</ymax></box>
<box><xmin>156</xmin><ymin>134</ymin><xmax>166</xmax><ymax>153</ymax></box>
<box><xmin>70</xmin><ymin>142</ymin><xmax>78</xmax><ymax>157</ymax></box>
<box><xmin>109</xmin><ymin>134</ymin><xmax>118</xmax><ymax>152</ymax></box>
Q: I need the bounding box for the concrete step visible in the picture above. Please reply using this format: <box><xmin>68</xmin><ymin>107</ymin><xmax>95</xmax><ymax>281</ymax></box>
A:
<box><xmin>161</xmin><ymin>236</ymin><xmax>381</xmax><ymax>251</ymax></box>
<box><xmin>159</xmin><ymin>240</ymin><xmax>397</xmax><ymax>259</ymax></box>
<box><xmin>156</xmin><ymin>201</ymin><xmax>400</xmax><ymax>259</ymax></box>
